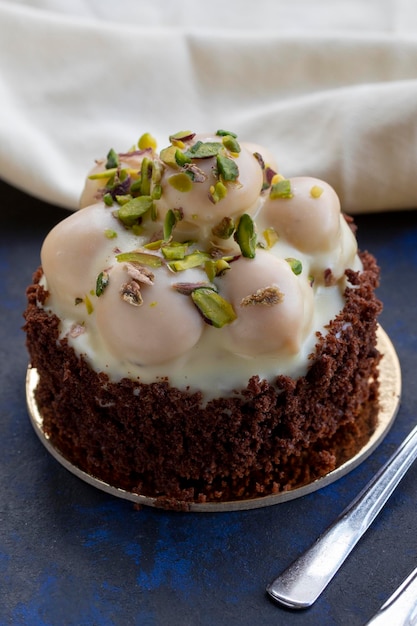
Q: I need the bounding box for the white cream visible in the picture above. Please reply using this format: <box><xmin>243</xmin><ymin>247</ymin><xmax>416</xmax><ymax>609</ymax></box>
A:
<box><xmin>39</xmin><ymin>132</ymin><xmax>361</xmax><ymax>400</ymax></box>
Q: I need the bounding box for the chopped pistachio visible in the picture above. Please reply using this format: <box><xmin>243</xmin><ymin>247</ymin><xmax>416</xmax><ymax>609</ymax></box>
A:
<box><xmin>168</xmin><ymin>173</ymin><xmax>193</xmax><ymax>193</ymax></box>
<box><xmin>169</xmin><ymin>130</ymin><xmax>196</xmax><ymax>148</ymax></box>
<box><xmin>234</xmin><ymin>213</ymin><xmax>257</xmax><ymax>258</ymax></box>
<box><xmin>216</xmin><ymin>129</ymin><xmax>238</xmax><ymax>138</ymax></box>
<box><xmin>253</xmin><ymin>151</ymin><xmax>265</xmax><ymax>169</ymax></box>
<box><xmin>222</xmin><ymin>135</ymin><xmax>241</xmax><ymax>154</ymax></box>
<box><xmin>175</xmin><ymin>149</ymin><xmax>192</xmax><ymax>167</ymax></box>
<box><xmin>211</xmin><ymin>216</ymin><xmax>235</xmax><ymax>239</ymax></box>
<box><xmin>117</xmin><ymin>195</ymin><xmax>153</xmax><ymax>226</ymax></box>
<box><xmin>115</xmin><ymin>251</ymin><xmax>163</xmax><ymax>268</ymax></box>
<box><xmin>121</xmin><ymin>281</ymin><xmax>143</xmax><ymax>306</ymax></box>
<box><xmin>168</xmin><ymin>251</ymin><xmax>211</xmax><ymax>272</ymax></box>
<box><xmin>163</xmin><ymin>208</ymin><xmax>183</xmax><ymax>240</ymax></box>
<box><xmin>216</xmin><ymin>154</ymin><xmax>239</xmax><ymax>182</ymax></box>
<box><xmin>310</xmin><ymin>185</ymin><xmax>324</xmax><ymax>198</ymax></box>
<box><xmin>184</xmin><ymin>141</ymin><xmax>223</xmax><ymax>159</ymax></box>
<box><xmin>144</xmin><ymin>240</ymin><xmax>163</xmax><ymax>251</ymax></box>
<box><xmin>160</xmin><ymin>145</ymin><xmax>180</xmax><ymax>168</ymax></box>
<box><xmin>126</xmin><ymin>263</ymin><xmax>155</xmax><ymax>285</ymax></box>
<box><xmin>183</xmin><ymin>162</ymin><xmax>207</xmax><ymax>183</ymax></box>
<box><xmin>138</xmin><ymin>132</ymin><xmax>157</xmax><ymax>151</ymax></box>
<box><xmin>95</xmin><ymin>271</ymin><xmax>109</xmax><ymax>297</ymax></box>
<box><xmin>115</xmin><ymin>194</ymin><xmax>132</xmax><ymax>205</ymax></box>
<box><xmin>103</xmin><ymin>192</ymin><xmax>113</xmax><ymax>207</ymax></box>
<box><xmin>89</xmin><ymin>168</ymin><xmax>118</xmax><ymax>181</ymax></box>
<box><xmin>129</xmin><ymin>178</ymin><xmax>143</xmax><ymax>194</ymax></box>
<box><xmin>265</xmin><ymin>167</ymin><xmax>278</xmax><ymax>186</ymax></box>
<box><xmin>151</xmin><ymin>184</ymin><xmax>163</xmax><ymax>200</ymax></box>
<box><xmin>84</xmin><ymin>294</ymin><xmax>94</xmax><ymax>315</ymax></box>
<box><xmin>241</xmin><ymin>286</ymin><xmax>284</xmax><ymax>307</ymax></box>
<box><xmin>161</xmin><ymin>243</ymin><xmax>188</xmax><ymax>260</ymax></box>
<box><xmin>173</xmin><ymin>282</ymin><xmax>214</xmax><ymax>295</ymax></box>
<box><xmin>263</xmin><ymin>227</ymin><xmax>279</xmax><ymax>249</ymax></box>
<box><xmin>140</xmin><ymin>157</ymin><xmax>153</xmax><ymax>196</ymax></box>
<box><xmin>151</xmin><ymin>159</ymin><xmax>164</xmax><ymax>184</ymax></box>
<box><xmin>208</xmin><ymin>181</ymin><xmax>228</xmax><ymax>204</ymax></box>
<box><xmin>205</xmin><ymin>258</ymin><xmax>231</xmax><ymax>281</ymax></box>
<box><xmin>105</xmin><ymin>148</ymin><xmax>119</xmax><ymax>170</ymax></box>
<box><xmin>191</xmin><ymin>288</ymin><xmax>237</xmax><ymax>328</ymax></box>
<box><xmin>286</xmin><ymin>258</ymin><xmax>303</xmax><ymax>275</ymax></box>
<box><xmin>131</xmin><ymin>224</ymin><xmax>144</xmax><ymax>236</ymax></box>
<box><xmin>270</xmin><ymin>179</ymin><xmax>293</xmax><ymax>199</ymax></box>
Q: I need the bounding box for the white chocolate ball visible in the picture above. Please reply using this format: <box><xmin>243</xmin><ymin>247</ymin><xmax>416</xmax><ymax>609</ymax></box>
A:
<box><xmin>262</xmin><ymin>177</ymin><xmax>341</xmax><ymax>254</ymax></box>
<box><xmin>219</xmin><ymin>249</ymin><xmax>313</xmax><ymax>356</ymax></box>
<box><xmin>94</xmin><ymin>263</ymin><xmax>205</xmax><ymax>366</ymax></box>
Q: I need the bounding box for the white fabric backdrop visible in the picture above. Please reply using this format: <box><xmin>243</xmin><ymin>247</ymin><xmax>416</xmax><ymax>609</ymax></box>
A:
<box><xmin>1</xmin><ymin>0</ymin><xmax>417</xmax><ymax>213</ymax></box>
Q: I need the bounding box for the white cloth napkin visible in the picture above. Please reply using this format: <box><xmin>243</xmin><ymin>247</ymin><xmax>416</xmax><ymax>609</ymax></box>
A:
<box><xmin>1</xmin><ymin>0</ymin><xmax>417</xmax><ymax>214</ymax></box>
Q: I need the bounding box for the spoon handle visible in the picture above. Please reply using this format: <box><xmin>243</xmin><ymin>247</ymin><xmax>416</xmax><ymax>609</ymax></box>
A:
<box><xmin>365</xmin><ymin>566</ymin><xmax>417</xmax><ymax>625</ymax></box>
<box><xmin>267</xmin><ymin>423</ymin><xmax>417</xmax><ymax>609</ymax></box>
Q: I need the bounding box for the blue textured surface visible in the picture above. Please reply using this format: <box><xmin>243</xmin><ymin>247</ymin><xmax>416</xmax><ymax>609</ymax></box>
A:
<box><xmin>1</xmin><ymin>179</ymin><xmax>417</xmax><ymax>625</ymax></box>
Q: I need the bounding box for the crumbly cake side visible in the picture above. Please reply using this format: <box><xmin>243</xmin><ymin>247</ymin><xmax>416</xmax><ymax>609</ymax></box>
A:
<box><xmin>24</xmin><ymin>251</ymin><xmax>381</xmax><ymax>510</ymax></box>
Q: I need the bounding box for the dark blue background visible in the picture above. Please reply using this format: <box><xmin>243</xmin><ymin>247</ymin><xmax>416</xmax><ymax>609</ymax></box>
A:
<box><xmin>1</xmin><ymin>179</ymin><xmax>417</xmax><ymax>625</ymax></box>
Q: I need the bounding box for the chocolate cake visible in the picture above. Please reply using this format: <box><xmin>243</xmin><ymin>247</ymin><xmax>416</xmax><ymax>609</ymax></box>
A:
<box><xmin>24</xmin><ymin>129</ymin><xmax>382</xmax><ymax>510</ymax></box>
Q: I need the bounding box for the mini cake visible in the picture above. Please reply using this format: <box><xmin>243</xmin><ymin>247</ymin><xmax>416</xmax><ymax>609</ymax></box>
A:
<box><xmin>24</xmin><ymin>129</ymin><xmax>382</xmax><ymax>509</ymax></box>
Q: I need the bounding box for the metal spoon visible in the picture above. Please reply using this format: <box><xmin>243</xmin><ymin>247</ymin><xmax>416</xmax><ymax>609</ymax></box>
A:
<box><xmin>365</xmin><ymin>565</ymin><xmax>417</xmax><ymax>625</ymax></box>
<box><xmin>267</xmin><ymin>422</ymin><xmax>417</xmax><ymax>609</ymax></box>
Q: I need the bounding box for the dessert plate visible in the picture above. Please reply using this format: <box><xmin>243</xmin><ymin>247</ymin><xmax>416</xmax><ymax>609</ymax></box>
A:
<box><xmin>26</xmin><ymin>326</ymin><xmax>401</xmax><ymax>512</ymax></box>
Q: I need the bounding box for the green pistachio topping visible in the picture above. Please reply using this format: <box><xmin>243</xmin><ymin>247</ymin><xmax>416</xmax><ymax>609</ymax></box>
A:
<box><xmin>286</xmin><ymin>257</ymin><xmax>303</xmax><ymax>275</ymax></box>
<box><xmin>140</xmin><ymin>157</ymin><xmax>153</xmax><ymax>196</ymax></box>
<box><xmin>84</xmin><ymin>294</ymin><xmax>94</xmax><ymax>315</ymax></box>
<box><xmin>208</xmin><ymin>181</ymin><xmax>228</xmax><ymax>204</ymax></box>
<box><xmin>234</xmin><ymin>213</ymin><xmax>257</xmax><ymax>258</ymax></box>
<box><xmin>211</xmin><ymin>216</ymin><xmax>235</xmax><ymax>239</ymax></box>
<box><xmin>163</xmin><ymin>208</ymin><xmax>183</xmax><ymax>240</ymax></box>
<box><xmin>151</xmin><ymin>184</ymin><xmax>163</xmax><ymax>201</ymax></box>
<box><xmin>222</xmin><ymin>135</ymin><xmax>241</xmax><ymax>154</ymax></box>
<box><xmin>103</xmin><ymin>193</ymin><xmax>113</xmax><ymax>207</ymax></box>
<box><xmin>184</xmin><ymin>141</ymin><xmax>223</xmax><ymax>159</ymax></box>
<box><xmin>138</xmin><ymin>132</ymin><xmax>157</xmax><ymax>151</ymax></box>
<box><xmin>216</xmin><ymin>154</ymin><xmax>239</xmax><ymax>181</ymax></box>
<box><xmin>168</xmin><ymin>251</ymin><xmax>211</xmax><ymax>272</ymax></box>
<box><xmin>104</xmin><ymin>229</ymin><xmax>117</xmax><ymax>239</ymax></box>
<box><xmin>161</xmin><ymin>243</ymin><xmax>188</xmax><ymax>260</ymax></box>
<box><xmin>160</xmin><ymin>145</ymin><xmax>180</xmax><ymax>168</ymax></box>
<box><xmin>144</xmin><ymin>239</ymin><xmax>163</xmax><ymax>250</ymax></box>
<box><xmin>115</xmin><ymin>194</ymin><xmax>132</xmax><ymax>205</ymax></box>
<box><xmin>216</xmin><ymin>129</ymin><xmax>237</xmax><ymax>138</ymax></box>
<box><xmin>175</xmin><ymin>149</ymin><xmax>192</xmax><ymax>167</ymax></box>
<box><xmin>129</xmin><ymin>179</ymin><xmax>143</xmax><ymax>194</ymax></box>
<box><xmin>204</xmin><ymin>258</ymin><xmax>231</xmax><ymax>281</ymax></box>
<box><xmin>115</xmin><ymin>251</ymin><xmax>163</xmax><ymax>268</ymax></box>
<box><xmin>168</xmin><ymin>173</ymin><xmax>193</xmax><ymax>193</ymax></box>
<box><xmin>88</xmin><ymin>168</ymin><xmax>118</xmax><ymax>181</ymax></box>
<box><xmin>105</xmin><ymin>148</ymin><xmax>119</xmax><ymax>170</ymax></box>
<box><xmin>263</xmin><ymin>227</ymin><xmax>279</xmax><ymax>249</ymax></box>
<box><xmin>270</xmin><ymin>179</ymin><xmax>293</xmax><ymax>199</ymax></box>
<box><xmin>95</xmin><ymin>270</ymin><xmax>110</xmax><ymax>297</ymax></box>
<box><xmin>191</xmin><ymin>288</ymin><xmax>237</xmax><ymax>328</ymax></box>
<box><xmin>117</xmin><ymin>195</ymin><xmax>153</xmax><ymax>227</ymax></box>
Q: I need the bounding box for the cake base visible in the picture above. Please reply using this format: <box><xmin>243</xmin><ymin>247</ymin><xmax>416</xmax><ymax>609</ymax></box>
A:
<box><xmin>26</xmin><ymin>326</ymin><xmax>400</xmax><ymax>512</ymax></box>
